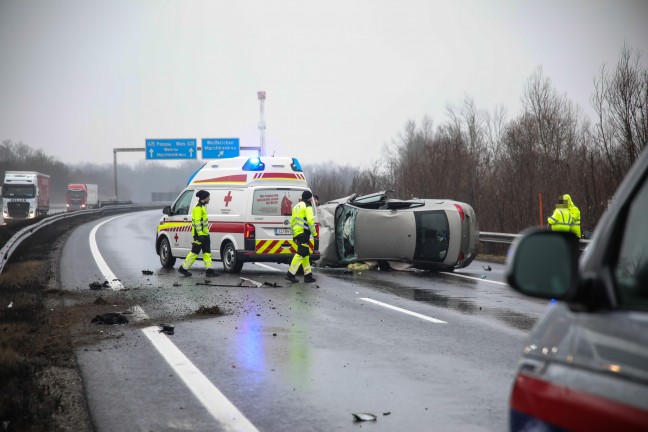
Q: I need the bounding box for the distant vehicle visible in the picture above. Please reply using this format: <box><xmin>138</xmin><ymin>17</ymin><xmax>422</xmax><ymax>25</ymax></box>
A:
<box><xmin>506</xmin><ymin>148</ymin><xmax>648</xmax><ymax>431</ymax></box>
<box><xmin>317</xmin><ymin>191</ymin><xmax>479</xmax><ymax>271</ymax></box>
<box><xmin>1</xmin><ymin>171</ymin><xmax>50</xmax><ymax>223</ymax></box>
<box><xmin>156</xmin><ymin>156</ymin><xmax>319</xmax><ymax>273</ymax></box>
<box><xmin>66</xmin><ymin>183</ymin><xmax>99</xmax><ymax>211</ymax></box>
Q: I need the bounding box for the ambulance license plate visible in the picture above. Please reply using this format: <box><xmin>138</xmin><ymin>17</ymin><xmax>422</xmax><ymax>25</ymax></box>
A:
<box><xmin>275</xmin><ymin>228</ymin><xmax>291</xmax><ymax>235</ymax></box>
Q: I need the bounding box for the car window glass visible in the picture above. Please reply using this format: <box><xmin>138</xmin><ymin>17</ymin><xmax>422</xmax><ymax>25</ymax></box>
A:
<box><xmin>173</xmin><ymin>190</ymin><xmax>194</xmax><ymax>216</ymax></box>
<box><xmin>614</xmin><ymin>177</ymin><xmax>648</xmax><ymax>309</ymax></box>
<box><xmin>335</xmin><ymin>205</ymin><xmax>358</xmax><ymax>263</ymax></box>
<box><xmin>414</xmin><ymin>211</ymin><xmax>449</xmax><ymax>262</ymax></box>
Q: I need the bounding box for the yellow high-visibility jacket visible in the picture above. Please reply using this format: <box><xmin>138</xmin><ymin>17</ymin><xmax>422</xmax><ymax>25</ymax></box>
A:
<box><xmin>191</xmin><ymin>202</ymin><xmax>209</xmax><ymax>236</ymax></box>
<box><xmin>290</xmin><ymin>201</ymin><xmax>317</xmax><ymax>238</ymax></box>
<box><xmin>563</xmin><ymin>194</ymin><xmax>581</xmax><ymax>238</ymax></box>
<box><xmin>548</xmin><ymin>206</ymin><xmax>572</xmax><ymax>233</ymax></box>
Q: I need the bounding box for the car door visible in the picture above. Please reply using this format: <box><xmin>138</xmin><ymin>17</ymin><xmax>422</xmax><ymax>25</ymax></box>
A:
<box><xmin>168</xmin><ymin>190</ymin><xmax>195</xmax><ymax>255</ymax></box>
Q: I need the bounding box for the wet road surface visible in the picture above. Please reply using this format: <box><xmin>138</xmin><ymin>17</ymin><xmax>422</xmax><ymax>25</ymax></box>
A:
<box><xmin>60</xmin><ymin>210</ymin><xmax>550</xmax><ymax>431</ymax></box>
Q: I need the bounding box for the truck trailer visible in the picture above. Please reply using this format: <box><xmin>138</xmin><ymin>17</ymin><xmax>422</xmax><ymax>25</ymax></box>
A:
<box><xmin>1</xmin><ymin>171</ymin><xmax>50</xmax><ymax>223</ymax></box>
<box><xmin>66</xmin><ymin>183</ymin><xmax>99</xmax><ymax>211</ymax></box>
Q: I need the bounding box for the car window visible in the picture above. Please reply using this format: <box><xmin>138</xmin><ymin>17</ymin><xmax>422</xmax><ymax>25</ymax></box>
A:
<box><xmin>414</xmin><ymin>211</ymin><xmax>449</xmax><ymax>262</ymax></box>
<box><xmin>172</xmin><ymin>190</ymin><xmax>194</xmax><ymax>216</ymax></box>
<box><xmin>614</xmin><ymin>176</ymin><xmax>648</xmax><ymax>309</ymax></box>
<box><xmin>335</xmin><ymin>205</ymin><xmax>358</xmax><ymax>263</ymax></box>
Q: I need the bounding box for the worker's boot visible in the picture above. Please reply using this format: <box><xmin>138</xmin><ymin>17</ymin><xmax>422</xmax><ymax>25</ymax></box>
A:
<box><xmin>304</xmin><ymin>273</ymin><xmax>317</xmax><ymax>283</ymax></box>
<box><xmin>178</xmin><ymin>267</ymin><xmax>192</xmax><ymax>277</ymax></box>
<box><xmin>205</xmin><ymin>268</ymin><xmax>217</xmax><ymax>277</ymax></box>
<box><xmin>285</xmin><ymin>271</ymin><xmax>298</xmax><ymax>283</ymax></box>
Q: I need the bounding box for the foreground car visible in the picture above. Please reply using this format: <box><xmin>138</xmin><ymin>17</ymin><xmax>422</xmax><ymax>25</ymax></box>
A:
<box><xmin>317</xmin><ymin>191</ymin><xmax>478</xmax><ymax>270</ymax></box>
<box><xmin>506</xmin><ymin>149</ymin><xmax>648</xmax><ymax>431</ymax></box>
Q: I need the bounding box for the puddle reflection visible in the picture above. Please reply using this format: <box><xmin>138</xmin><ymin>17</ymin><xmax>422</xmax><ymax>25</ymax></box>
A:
<box><xmin>331</xmin><ymin>274</ymin><xmax>537</xmax><ymax>331</ymax></box>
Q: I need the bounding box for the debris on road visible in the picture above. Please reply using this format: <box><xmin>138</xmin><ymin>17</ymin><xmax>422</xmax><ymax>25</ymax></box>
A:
<box><xmin>159</xmin><ymin>323</ymin><xmax>175</xmax><ymax>335</ymax></box>
<box><xmin>482</xmin><ymin>265</ymin><xmax>492</xmax><ymax>271</ymax></box>
<box><xmin>347</xmin><ymin>262</ymin><xmax>376</xmax><ymax>271</ymax></box>
<box><xmin>93</xmin><ymin>296</ymin><xmax>109</xmax><ymax>305</ymax></box>
<box><xmin>240</xmin><ymin>277</ymin><xmax>263</xmax><ymax>287</ymax></box>
<box><xmin>89</xmin><ymin>281</ymin><xmax>109</xmax><ymax>290</ymax></box>
<box><xmin>196</xmin><ymin>305</ymin><xmax>225</xmax><ymax>316</ymax></box>
<box><xmin>141</xmin><ymin>270</ymin><xmax>154</xmax><ymax>275</ymax></box>
<box><xmin>263</xmin><ymin>282</ymin><xmax>282</xmax><ymax>288</ymax></box>
<box><xmin>90</xmin><ymin>313</ymin><xmax>129</xmax><ymax>325</ymax></box>
<box><xmin>352</xmin><ymin>413</ymin><xmax>377</xmax><ymax>422</ymax></box>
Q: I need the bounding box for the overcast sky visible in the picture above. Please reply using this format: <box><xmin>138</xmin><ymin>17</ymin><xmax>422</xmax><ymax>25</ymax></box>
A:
<box><xmin>1</xmin><ymin>0</ymin><xmax>647</xmax><ymax>169</ymax></box>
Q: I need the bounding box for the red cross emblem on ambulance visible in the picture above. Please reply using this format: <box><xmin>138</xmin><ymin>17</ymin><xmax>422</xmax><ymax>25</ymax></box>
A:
<box><xmin>224</xmin><ymin>191</ymin><xmax>233</xmax><ymax>207</ymax></box>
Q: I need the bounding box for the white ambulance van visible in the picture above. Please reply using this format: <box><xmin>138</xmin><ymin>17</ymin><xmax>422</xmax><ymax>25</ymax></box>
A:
<box><xmin>156</xmin><ymin>156</ymin><xmax>319</xmax><ymax>273</ymax></box>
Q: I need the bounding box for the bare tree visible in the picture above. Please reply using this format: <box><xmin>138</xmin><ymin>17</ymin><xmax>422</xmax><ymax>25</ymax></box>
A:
<box><xmin>592</xmin><ymin>43</ymin><xmax>648</xmax><ymax>176</ymax></box>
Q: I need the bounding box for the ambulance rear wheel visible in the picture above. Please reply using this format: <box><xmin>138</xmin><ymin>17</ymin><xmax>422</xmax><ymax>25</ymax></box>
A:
<box><xmin>222</xmin><ymin>242</ymin><xmax>243</xmax><ymax>273</ymax></box>
<box><xmin>159</xmin><ymin>237</ymin><xmax>176</xmax><ymax>268</ymax></box>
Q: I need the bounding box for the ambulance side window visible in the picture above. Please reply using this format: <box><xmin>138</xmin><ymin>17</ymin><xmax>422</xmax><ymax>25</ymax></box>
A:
<box><xmin>173</xmin><ymin>190</ymin><xmax>194</xmax><ymax>216</ymax></box>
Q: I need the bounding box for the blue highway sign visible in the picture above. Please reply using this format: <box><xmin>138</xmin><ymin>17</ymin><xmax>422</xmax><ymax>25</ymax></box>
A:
<box><xmin>146</xmin><ymin>139</ymin><xmax>197</xmax><ymax>159</ymax></box>
<box><xmin>202</xmin><ymin>138</ymin><xmax>240</xmax><ymax>159</ymax></box>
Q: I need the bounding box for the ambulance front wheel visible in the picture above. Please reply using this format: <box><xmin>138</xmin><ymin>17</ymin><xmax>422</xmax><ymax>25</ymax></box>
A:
<box><xmin>222</xmin><ymin>242</ymin><xmax>243</xmax><ymax>273</ymax></box>
<box><xmin>158</xmin><ymin>237</ymin><xmax>177</xmax><ymax>268</ymax></box>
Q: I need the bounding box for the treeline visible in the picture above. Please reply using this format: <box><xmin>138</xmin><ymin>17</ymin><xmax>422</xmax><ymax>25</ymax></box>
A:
<box><xmin>308</xmin><ymin>44</ymin><xmax>648</xmax><ymax>234</ymax></box>
<box><xmin>0</xmin><ymin>141</ymin><xmax>202</xmax><ymax>203</ymax></box>
<box><xmin>2</xmin><ymin>44</ymin><xmax>646</xmax><ymax>234</ymax></box>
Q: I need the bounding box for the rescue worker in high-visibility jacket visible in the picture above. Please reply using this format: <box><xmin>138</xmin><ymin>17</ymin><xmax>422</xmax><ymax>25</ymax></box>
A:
<box><xmin>285</xmin><ymin>191</ymin><xmax>318</xmax><ymax>283</ymax></box>
<box><xmin>548</xmin><ymin>194</ymin><xmax>580</xmax><ymax>238</ymax></box>
<box><xmin>564</xmin><ymin>194</ymin><xmax>581</xmax><ymax>238</ymax></box>
<box><xmin>178</xmin><ymin>190</ymin><xmax>217</xmax><ymax>277</ymax></box>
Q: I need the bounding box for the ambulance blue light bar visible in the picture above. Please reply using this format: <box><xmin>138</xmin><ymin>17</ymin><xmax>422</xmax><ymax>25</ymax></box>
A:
<box><xmin>291</xmin><ymin>158</ymin><xmax>303</xmax><ymax>172</ymax></box>
<box><xmin>242</xmin><ymin>157</ymin><xmax>265</xmax><ymax>171</ymax></box>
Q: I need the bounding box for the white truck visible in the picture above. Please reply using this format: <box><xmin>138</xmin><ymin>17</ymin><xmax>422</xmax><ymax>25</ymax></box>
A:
<box><xmin>1</xmin><ymin>171</ymin><xmax>51</xmax><ymax>223</ymax></box>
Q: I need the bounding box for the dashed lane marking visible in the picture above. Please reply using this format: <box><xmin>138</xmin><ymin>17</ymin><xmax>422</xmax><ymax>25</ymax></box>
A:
<box><xmin>360</xmin><ymin>297</ymin><xmax>447</xmax><ymax>324</ymax></box>
<box><xmin>440</xmin><ymin>271</ymin><xmax>508</xmax><ymax>286</ymax></box>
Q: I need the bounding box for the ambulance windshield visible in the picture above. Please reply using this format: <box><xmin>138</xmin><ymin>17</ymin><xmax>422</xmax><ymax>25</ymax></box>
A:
<box><xmin>252</xmin><ymin>189</ymin><xmax>306</xmax><ymax>216</ymax></box>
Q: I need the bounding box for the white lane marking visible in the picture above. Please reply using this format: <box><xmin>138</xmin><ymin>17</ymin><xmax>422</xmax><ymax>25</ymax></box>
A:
<box><xmin>89</xmin><ymin>215</ymin><xmax>259</xmax><ymax>430</ymax></box>
<box><xmin>360</xmin><ymin>297</ymin><xmax>447</xmax><ymax>324</ymax></box>
<box><xmin>89</xmin><ymin>215</ymin><xmax>127</xmax><ymax>290</ymax></box>
<box><xmin>142</xmin><ymin>326</ymin><xmax>259</xmax><ymax>432</ymax></box>
<box><xmin>253</xmin><ymin>262</ymin><xmax>281</xmax><ymax>272</ymax></box>
<box><xmin>440</xmin><ymin>271</ymin><xmax>508</xmax><ymax>286</ymax></box>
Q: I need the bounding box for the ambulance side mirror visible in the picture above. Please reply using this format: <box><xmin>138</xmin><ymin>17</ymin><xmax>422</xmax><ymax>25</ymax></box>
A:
<box><xmin>162</xmin><ymin>206</ymin><xmax>172</xmax><ymax>215</ymax></box>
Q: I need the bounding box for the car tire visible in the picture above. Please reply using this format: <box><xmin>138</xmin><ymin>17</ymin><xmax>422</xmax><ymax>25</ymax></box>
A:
<box><xmin>159</xmin><ymin>237</ymin><xmax>176</xmax><ymax>268</ymax></box>
<box><xmin>222</xmin><ymin>242</ymin><xmax>243</xmax><ymax>273</ymax></box>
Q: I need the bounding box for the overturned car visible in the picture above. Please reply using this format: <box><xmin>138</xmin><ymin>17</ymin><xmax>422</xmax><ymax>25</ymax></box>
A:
<box><xmin>317</xmin><ymin>191</ymin><xmax>479</xmax><ymax>271</ymax></box>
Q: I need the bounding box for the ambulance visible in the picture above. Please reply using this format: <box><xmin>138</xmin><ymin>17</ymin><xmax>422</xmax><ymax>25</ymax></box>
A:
<box><xmin>156</xmin><ymin>156</ymin><xmax>319</xmax><ymax>273</ymax></box>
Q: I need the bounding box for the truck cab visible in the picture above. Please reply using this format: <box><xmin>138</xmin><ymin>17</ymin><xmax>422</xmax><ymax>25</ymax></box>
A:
<box><xmin>2</xmin><ymin>171</ymin><xmax>50</xmax><ymax>223</ymax></box>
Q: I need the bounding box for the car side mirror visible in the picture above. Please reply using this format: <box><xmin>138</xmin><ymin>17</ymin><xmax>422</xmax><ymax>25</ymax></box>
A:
<box><xmin>506</xmin><ymin>228</ymin><xmax>580</xmax><ymax>301</ymax></box>
<box><xmin>162</xmin><ymin>206</ymin><xmax>172</xmax><ymax>215</ymax></box>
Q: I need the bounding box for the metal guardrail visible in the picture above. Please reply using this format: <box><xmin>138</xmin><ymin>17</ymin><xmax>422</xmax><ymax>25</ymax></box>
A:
<box><xmin>0</xmin><ymin>204</ymin><xmax>158</xmax><ymax>275</ymax></box>
<box><xmin>478</xmin><ymin>231</ymin><xmax>591</xmax><ymax>249</ymax></box>
<box><xmin>0</xmin><ymin>215</ymin><xmax>590</xmax><ymax>276</ymax></box>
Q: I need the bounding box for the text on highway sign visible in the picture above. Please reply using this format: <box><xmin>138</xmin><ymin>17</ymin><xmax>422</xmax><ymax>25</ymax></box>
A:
<box><xmin>146</xmin><ymin>139</ymin><xmax>197</xmax><ymax>159</ymax></box>
<box><xmin>202</xmin><ymin>138</ymin><xmax>240</xmax><ymax>159</ymax></box>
